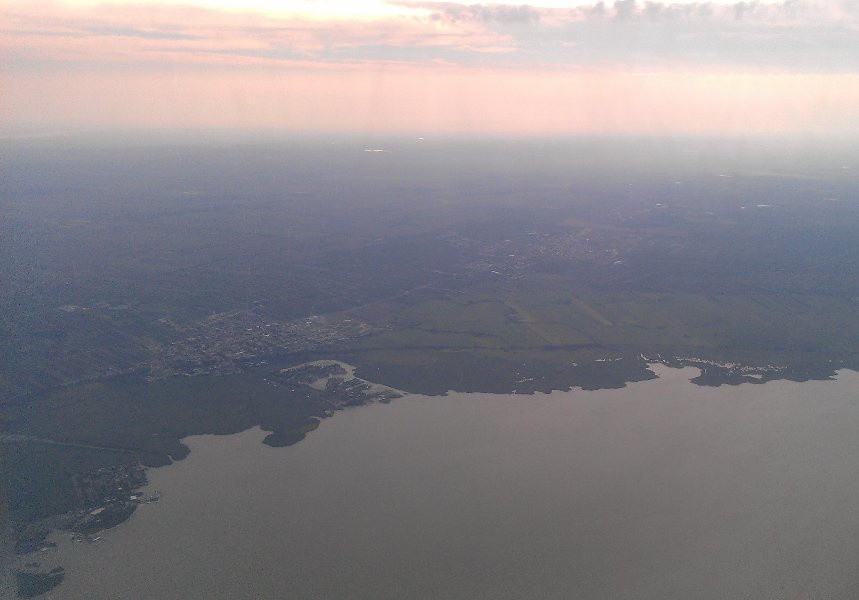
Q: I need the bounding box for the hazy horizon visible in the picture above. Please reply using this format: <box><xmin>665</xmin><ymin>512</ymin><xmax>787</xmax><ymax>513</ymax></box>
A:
<box><xmin>5</xmin><ymin>4</ymin><xmax>859</xmax><ymax>598</ymax></box>
<box><xmin>3</xmin><ymin>0</ymin><xmax>859</xmax><ymax>137</ymax></box>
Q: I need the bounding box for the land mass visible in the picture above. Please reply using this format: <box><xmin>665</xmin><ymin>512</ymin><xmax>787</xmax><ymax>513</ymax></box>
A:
<box><xmin>2</xmin><ymin>137</ymin><xmax>858</xmax><ymax>597</ymax></box>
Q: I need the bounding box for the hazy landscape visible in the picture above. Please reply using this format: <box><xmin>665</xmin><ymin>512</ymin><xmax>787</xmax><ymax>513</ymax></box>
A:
<box><xmin>4</xmin><ymin>0</ymin><xmax>859</xmax><ymax>596</ymax></box>
<box><xmin>3</xmin><ymin>134</ymin><xmax>859</xmax><ymax>597</ymax></box>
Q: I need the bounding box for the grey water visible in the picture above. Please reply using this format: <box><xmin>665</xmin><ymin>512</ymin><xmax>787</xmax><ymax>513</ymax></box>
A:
<box><xmin>45</xmin><ymin>366</ymin><xmax>859</xmax><ymax>599</ymax></box>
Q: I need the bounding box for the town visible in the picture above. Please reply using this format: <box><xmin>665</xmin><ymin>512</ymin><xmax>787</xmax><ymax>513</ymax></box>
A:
<box><xmin>149</xmin><ymin>311</ymin><xmax>376</xmax><ymax>379</ymax></box>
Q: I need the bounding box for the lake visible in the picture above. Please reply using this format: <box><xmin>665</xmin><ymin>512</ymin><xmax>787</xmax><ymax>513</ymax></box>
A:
<box><xmin>44</xmin><ymin>365</ymin><xmax>859</xmax><ymax>599</ymax></box>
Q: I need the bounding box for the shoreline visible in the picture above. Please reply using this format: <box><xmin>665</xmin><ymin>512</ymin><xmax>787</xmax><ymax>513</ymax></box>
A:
<box><xmin>7</xmin><ymin>360</ymin><xmax>859</xmax><ymax>598</ymax></box>
<box><xmin>26</xmin><ymin>365</ymin><xmax>859</xmax><ymax>597</ymax></box>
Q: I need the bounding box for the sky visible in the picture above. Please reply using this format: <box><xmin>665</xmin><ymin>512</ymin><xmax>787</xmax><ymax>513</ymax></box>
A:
<box><xmin>2</xmin><ymin>0</ymin><xmax>859</xmax><ymax>136</ymax></box>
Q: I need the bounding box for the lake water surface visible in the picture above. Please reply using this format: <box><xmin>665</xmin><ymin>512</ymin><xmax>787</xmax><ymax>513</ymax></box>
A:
<box><xmin>45</xmin><ymin>366</ymin><xmax>859</xmax><ymax>599</ymax></box>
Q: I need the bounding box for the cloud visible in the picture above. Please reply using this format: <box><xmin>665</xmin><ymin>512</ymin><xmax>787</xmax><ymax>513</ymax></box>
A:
<box><xmin>1</xmin><ymin>0</ymin><xmax>858</xmax><ymax>72</ymax></box>
<box><xmin>563</xmin><ymin>0</ymin><xmax>849</xmax><ymax>23</ymax></box>
<box><xmin>613</xmin><ymin>0</ymin><xmax>637</xmax><ymax>21</ymax></box>
<box><xmin>84</xmin><ymin>26</ymin><xmax>200</xmax><ymax>40</ymax></box>
<box><xmin>397</xmin><ymin>2</ymin><xmax>542</xmax><ymax>24</ymax></box>
<box><xmin>2</xmin><ymin>1</ymin><xmax>859</xmax><ymax>135</ymax></box>
<box><xmin>0</xmin><ymin>1</ymin><xmax>516</xmax><ymax>69</ymax></box>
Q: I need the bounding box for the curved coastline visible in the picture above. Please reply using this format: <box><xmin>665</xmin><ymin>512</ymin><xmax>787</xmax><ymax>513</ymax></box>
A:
<box><xmin>23</xmin><ymin>365</ymin><xmax>859</xmax><ymax>600</ymax></box>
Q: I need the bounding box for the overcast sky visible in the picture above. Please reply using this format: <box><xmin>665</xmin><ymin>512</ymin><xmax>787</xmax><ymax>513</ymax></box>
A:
<box><xmin>2</xmin><ymin>0</ymin><xmax>859</xmax><ymax>136</ymax></box>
